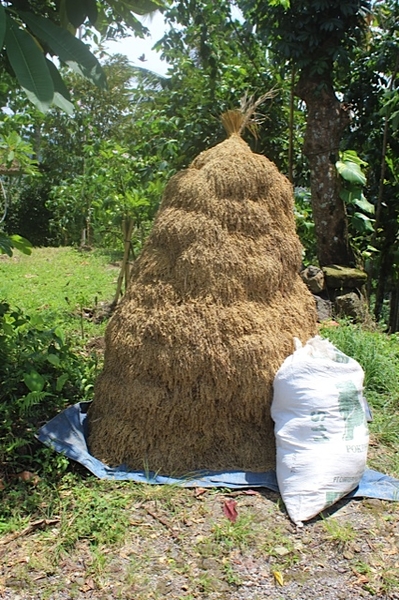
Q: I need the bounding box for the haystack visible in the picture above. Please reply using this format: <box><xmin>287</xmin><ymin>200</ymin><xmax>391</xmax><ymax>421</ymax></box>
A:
<box><xmin>87</xmin><ymin>112</ymin><xmax>317</xmax><ymax>475</ymax></box>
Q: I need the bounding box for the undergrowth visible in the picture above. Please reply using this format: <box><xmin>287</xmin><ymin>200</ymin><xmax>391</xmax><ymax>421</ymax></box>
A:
<box><xmin>0</xmin><ymin>300</ymin><xmax>101</xmax><ymax>477</ymax></box>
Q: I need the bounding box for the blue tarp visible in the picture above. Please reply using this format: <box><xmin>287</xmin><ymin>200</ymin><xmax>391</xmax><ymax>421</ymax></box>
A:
<box><xmin>37</xmin><ymin>402</ymin><xmax>399</xmax><ymax>500</ymax></box>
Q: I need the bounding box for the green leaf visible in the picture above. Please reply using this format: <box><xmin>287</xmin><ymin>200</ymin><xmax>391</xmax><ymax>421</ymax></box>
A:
<box><xmin>53</xmin><ymin>327</ymin><xmax>65</xmax><ymax>344</ymax></box>
<box><xmin>353</xmin><ymin>195</ymin><xmax>375</xmax><ymax>215</ymax></box>
<box><xmin>23</xmin><ymin>370</ymin><xmax>45</xmax><ymax>393</ymax></box>
<box><xmin>352</xmin><ymin>212</ymin><xmax>374</xmax><ymax>234</ymax></box>
<box><xmin>390</xmin><ymin>110</ymin><xmax>399</xmax><ymax>131</ymax></box>
<box><xmin>0</xmin><ymin>4</ymin><xmax>6</xmax><ymax>49</ymax></box>
<box><xmin>10</xmin><ymin>234</ymin><xmax>32</xmax><ymax>255</ymax></box>
<box><xmin>56</xmin><ymin>373</ymin><xmax>69</xmax><ymax>392</ymax></box>
<box><xmin>336</xmin><ymin>160</ymin><xmax>366</xmax><ymax>186</ymax></box>
<box><xmin>0</xmin><ymin>232</ymin><xmax>13</xmax><ymax>257</ymax></box>
<box><xmin>46</xmin><ymin>59</ymin><xmax>74</xmax><ymax>114</ymax></box>
<box><xmin>20</xmin><ymin>11</ymin><xmax>106</xmax><ymax>89</ymax></box>
<box><xmin>47</xmin><ymin>353</ymin><xmax>60</xmax><ymax>366</ymax></box>
<box><xmin>85</xmin><ymin>0</ymin><xmax>99</xmax><ymax>25</ymax></box>
<box><xmin>269</xmin><ymin>0</ymin><xmax>290</xmax><ymax>7</ymax></box>
<box><xmin>109</xmin><ymin>0</ymin><xmax>165</xmax><ymax>17</ymax></box>
<box><xmin>66</xmin><ymin>0</ymin><xmax>88</xmax><ymax>28</ymax></box>
<box><xmin>5</xmin><ymin>15</ymin><xmax>54</xmax><ymax>113</ymax></box>
<box><xmin>340</xmin><ymin>150</ymin><xmax>368</xmax><ymax>167</ymax></box>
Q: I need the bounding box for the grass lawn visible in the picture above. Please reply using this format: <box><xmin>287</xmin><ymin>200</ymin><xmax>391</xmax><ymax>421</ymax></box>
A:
<box><xmin>0</xmin><ymin>247</ymin><xmax>120</xmax><ymax>337</ymax></box>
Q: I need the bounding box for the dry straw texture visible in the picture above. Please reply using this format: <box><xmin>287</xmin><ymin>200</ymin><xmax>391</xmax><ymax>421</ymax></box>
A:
<box><xmin>88</xmin><ymin>132</ymin><xmax>317</xmax><ymax>475</ymax></box>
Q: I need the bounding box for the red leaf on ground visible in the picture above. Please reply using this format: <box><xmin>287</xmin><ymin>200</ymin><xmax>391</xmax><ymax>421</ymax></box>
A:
<box><xmin>223</xmin><ymin>499</ymin><xmax>238</xmax><ymax>523</ymax></box>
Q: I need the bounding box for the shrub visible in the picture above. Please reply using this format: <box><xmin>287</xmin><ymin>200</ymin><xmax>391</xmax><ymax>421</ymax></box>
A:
<box><xmin>0</xmin><ymin>301</ymin><xmax>99</xmax><ymax>476</ymax></box>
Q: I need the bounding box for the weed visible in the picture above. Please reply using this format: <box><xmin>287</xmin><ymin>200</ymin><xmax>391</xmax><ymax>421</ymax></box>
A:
<box><xmin>196</xmin><ymin>572</ymin><xmax>217</xmax><ymax>594</ymax></box>
<box><xmin>322</xmin><ymin>517</ymin><xmax>357</xmax><ymax>548</ymax></box>
<box><xmin>87</xmin><ymin>546</ymin><xmax>109</xmax><ymax>577</ymax></box>
<box><xmin>194</xmin><ymin>536</ymin><xmax>220</xmax><ymax>558</ymax></box>
<box><xmin>211</xmin><ymin>512</ymin><xmax>255</xmax><ymax>551</ymax></box>
<box><xmin>223</xmin><ymin>560</ymin><xmax>242</xmax><ymax>585</ymax></box>
<box><xmin>259</xmin><ymin>524</ymin><xmax>301</xmax><ymax>569</ymax></box>
<box><xmin>56</xmin><ymin>481</ymin><xmax>129</xmax><ymax>552</ymax></box>
<box><xmin>320</xmin><ymin>322</ymin><xmax>399</xmax><ymax>397</ymax></box>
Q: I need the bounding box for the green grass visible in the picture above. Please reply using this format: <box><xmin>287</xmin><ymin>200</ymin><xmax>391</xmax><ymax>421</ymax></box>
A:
<box><xmin>0</xmin><ymin>247</ymin><xmax>119</xmax><ymax>337</ymax></box>
<box><xmin>320</xmin><ymin>322</ymin><xmax>399</xmax><ymax>476</ymax></box>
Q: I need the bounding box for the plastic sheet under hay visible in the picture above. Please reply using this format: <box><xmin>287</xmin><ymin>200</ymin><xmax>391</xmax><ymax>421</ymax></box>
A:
<box><xmin>87</xmin><ymin>134</ymin><xmax>317</xmax><ymax>475</ymax></box>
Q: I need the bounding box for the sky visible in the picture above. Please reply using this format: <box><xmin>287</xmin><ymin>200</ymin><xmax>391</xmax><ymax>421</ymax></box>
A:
<box><xmin>103</xmin><ymin>12</ymin><xmax>170</xmax><ymax>76</ymax></box>
<box><xmin>102</xmin><ymin>5</ymin><xmax>243</xmax><ymax>77</ymax></box>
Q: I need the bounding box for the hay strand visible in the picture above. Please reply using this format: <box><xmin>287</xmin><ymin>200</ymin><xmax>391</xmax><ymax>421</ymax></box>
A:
<box><xmin>221</xmin><ymin>90</ymin><xmax>279</xmax><ymax>138</ymax></box>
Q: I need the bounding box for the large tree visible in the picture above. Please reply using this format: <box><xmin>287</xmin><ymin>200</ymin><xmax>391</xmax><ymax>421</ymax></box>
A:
<box><xmin>238</xmin><ymin>0</ymin><xmax>371</xmax><ymax>267</ymax></box>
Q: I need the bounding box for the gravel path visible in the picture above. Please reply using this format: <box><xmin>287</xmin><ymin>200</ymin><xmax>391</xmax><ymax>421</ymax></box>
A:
<box><xmin>1</xmin><ymin>485</ymin><xmax>398</xmax><ymax>600</ymax></box>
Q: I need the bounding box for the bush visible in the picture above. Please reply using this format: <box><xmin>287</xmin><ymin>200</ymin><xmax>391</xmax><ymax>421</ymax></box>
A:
<box><xmin>5</xmin><ymin>180</ymin><xmax>58</xmax><ymax>247</ymax></box>
<box><xmin>0</xmin><ymin>301</ymin><xmax>99</xmax><ymax>476</ymax></box>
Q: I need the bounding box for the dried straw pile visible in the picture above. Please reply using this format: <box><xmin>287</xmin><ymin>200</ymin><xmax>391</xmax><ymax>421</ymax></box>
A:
<box><xmin>87</xmin><ymin>116</ymin><xmax>317</xmax><ymax>475</ymax></box>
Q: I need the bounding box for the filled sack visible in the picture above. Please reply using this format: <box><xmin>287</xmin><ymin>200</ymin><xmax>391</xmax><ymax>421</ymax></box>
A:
<box><xmin>271</xmin><ymin>336</ymin><xmax>369</xmax><ymax>526</ymax></box>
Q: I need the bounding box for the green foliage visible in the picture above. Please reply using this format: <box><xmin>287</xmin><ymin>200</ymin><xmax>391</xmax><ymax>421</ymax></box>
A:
<box><xmin>0</xmin><ymin>247</ymin><xmax>115</xmax><ymax>475</ymax></box>
<box><xmin>238</xmin><ymin>0</ymin><xmax>371</xmax><ymax>78</ymax></box>
<box><xmin>4</xmin><ymin>180</ymin><xmax>57</xmax><ymax>247</ymax></box>
<box><xmin>0</xmin><ymin>247</ymin><xmax>117</xmax><ymax>332</ymax></box>
<box><xmin>156</xmin><ymin>0</ymin><xmax>295</xmax><ymax>172</ymax></box>
<box><xmin>0</xmin><ymin>129</ymin><xmax>38</xmax><ymax>255</ymax></box>
<box><xmin>57</xmin><ymin>480</ymin><xmax>129</xmax><ymax>550</ymax></box>
<box><xmin>47</xmin><ymin>140</ymin><xmax>164</xmax><ymax>249</ymax></box>
<box><xmin>341</xmin><ymin>0</ymin><xmax>399</xmax><ymax>323</ymax></box>
<box><xmin>320</xmin><ymin>322</ymin><xmax>399</xmax><ymax>450</ymax></box>
<box><xmin>294</xmin><ymin>187</ymin><xmax>317</xmax><ymax>265</ymax></box>
<box><xmin>1</xmin><ymin>0</ymin><xmax>167</xmax><ymax>112</ymax></box>
<box><xmin>0</xmin><ymin>300</ymin><xmax>100</xmax><ymax>474</ymax></box>
<box><xmin>321</xmin><ymin>323</ymin><xmax>399</xmax><ymax>396</ymax></box>
<box><xmin>5</xmin><ymin>14</ymin><xmax>56</xmax><ymax>114</ymax></box>
<box><xmin>0</xmin><ymin>129</ymin><xmax>38</xmax><ymax>175</ymax></box>
<box><xmin>336</xmin><ymin>150</ymin><xmax>376</xmax><ymax>259</ymax></box>
<box><xmin>0</xmin><ymin>233</ymin><xmax>32</xmax><ymax>257</ymax></box>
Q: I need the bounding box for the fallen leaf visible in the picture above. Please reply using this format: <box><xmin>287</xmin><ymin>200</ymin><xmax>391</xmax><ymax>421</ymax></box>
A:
<box><xmin>223</xmin><ymin>499</ymin><xmax>238</xmax><ymax>523</ymax></box>
<box><xmin>228</xmin><ymin>489</ymin><xmax>259</xmax><ymax>497</ymax></box>
<box><xmin>273</xmin><ymin>570</ymin><xmax>284</xmax><ymax>586</ymax></box>
<box><xmin>80</xmin><ymin>577</ymin><xmax>95</xmax><ymax>592</ymax></box>
<box><xmin>15</xmin><ymin>471</ymin><xmax>40</xmax><ymax>485</ymax></box>
<box><xmin>353</xmin><ymin>574</ymin><xmax>369</xmax><ymax>586</ymax></box>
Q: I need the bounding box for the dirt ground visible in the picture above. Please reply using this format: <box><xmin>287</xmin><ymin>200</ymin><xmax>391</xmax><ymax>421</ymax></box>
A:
<box><xmin>1</xmin><ymin>482</ymin><xmax>399</xmax><ymax>600</ymax></box>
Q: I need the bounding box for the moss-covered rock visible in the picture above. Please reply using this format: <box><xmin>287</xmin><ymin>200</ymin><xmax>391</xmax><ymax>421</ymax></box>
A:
<box><xmin>322</xmin><ymin>265</ymin><xmax>367</xmax><ymax>290</ymax></box>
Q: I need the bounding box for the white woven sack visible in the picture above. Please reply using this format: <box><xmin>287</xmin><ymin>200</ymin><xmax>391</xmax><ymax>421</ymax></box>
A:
<box><xmin>271</xmin><ymin>336</ymin><xmax>369</xmax><ymax>526</ymax></box>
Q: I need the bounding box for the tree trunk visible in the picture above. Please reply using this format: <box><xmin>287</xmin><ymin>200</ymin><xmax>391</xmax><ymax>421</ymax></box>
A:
<box><xmin>296</xmin><ymin>74</ymin><xmax>356</xmax><ymax>267</ymax></box>
<box><xmin>389</xmin><ymin>284</ymin><xmax>399</xmax><ymax>333</ymax></box>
